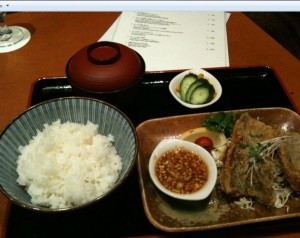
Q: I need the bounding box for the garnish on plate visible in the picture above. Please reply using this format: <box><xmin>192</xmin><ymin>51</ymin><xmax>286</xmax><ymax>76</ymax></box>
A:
<box><xmin>203</xmin><ymin>111</ymin><xmax>235</xmax><ymax>138</ymax></box>
<box><xmin>179</xmin><ymin>127</ymin><xmax>228</xmax><ymax>167</ymax></box>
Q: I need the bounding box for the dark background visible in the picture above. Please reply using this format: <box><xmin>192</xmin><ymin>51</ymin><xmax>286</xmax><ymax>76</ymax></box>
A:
<box><xmin>245</xmin><ymin>13</ymin><xmax>300</xmax><ymax>61</ymax></box>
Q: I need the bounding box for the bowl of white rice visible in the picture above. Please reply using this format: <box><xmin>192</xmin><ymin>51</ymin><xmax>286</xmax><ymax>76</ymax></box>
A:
<box><xmin>0</xmin><ymin>97</ymin><xmax>138</xmax><ymax>212</ymax></box>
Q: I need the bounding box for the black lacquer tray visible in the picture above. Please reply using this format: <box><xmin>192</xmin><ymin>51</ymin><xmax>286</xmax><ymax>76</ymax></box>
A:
<box><xmin>6</xmin><ymin>66</ymin><xmax>295</xmax><ymax>237</ymax></box>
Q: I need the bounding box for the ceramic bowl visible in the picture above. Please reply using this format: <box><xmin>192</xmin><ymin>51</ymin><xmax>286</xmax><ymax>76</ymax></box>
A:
<box><xmin>66</xmin><ymin>41</ymin><xmax>145</xmax><ymax>107</ymax></box>
<box><xmin>148</xmin><ymin>138</ymin><xmax>217</xmax><ymax>201</ymax></box>
<box><xmin>0</xmin><ymin>97</ymin><xmax>138</xmax><ymax>212</ymax></box>
<box><xmin>169</xmin><ymin>68</ymin><xmax>222</xmax><ymax>109</ymax></box>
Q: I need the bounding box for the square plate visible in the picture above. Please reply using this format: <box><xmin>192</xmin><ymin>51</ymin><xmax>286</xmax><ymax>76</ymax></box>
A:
<box><xmin>136</xmin><ymin>107</ymin><xmax>300</xmax><ymax>232</ymax></box>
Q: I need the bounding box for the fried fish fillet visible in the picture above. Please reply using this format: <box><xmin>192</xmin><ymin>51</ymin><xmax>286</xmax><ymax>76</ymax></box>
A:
<box><xmin>279</xmin><ymin>133</ymin><xmax>300</xmax><ymax>191</ymax></box>
<box><xmin>220</xmin><ymin>113</ymin><xmax>279</xmax><ymax>206</ymax></box>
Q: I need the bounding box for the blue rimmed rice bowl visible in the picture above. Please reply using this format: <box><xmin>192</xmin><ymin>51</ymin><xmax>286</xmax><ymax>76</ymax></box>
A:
<box><xmin>0</xmin><ymin>97</ymin><xmax>138</xmax><ymax>212</ymax></box>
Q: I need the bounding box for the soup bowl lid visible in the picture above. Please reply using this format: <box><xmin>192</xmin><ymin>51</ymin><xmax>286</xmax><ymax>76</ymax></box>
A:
<box><xmin>66</xmin><ymin>41</ymin><xmax>145</xmax><ymax>92</ymax></box>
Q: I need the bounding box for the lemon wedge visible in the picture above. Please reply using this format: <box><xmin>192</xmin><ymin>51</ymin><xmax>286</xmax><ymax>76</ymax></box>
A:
<box><xmin>179</xmin><ymin>127</ymin><xmax>228</xmax><ymax>166</ymax></box>
<box><xmin>179</xmin><ymin>127</ymin><xmax>226</xmax><ymax>148</ymax></box>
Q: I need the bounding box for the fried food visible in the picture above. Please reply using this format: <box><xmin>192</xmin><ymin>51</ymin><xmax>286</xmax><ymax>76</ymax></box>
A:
<box><xmin>220</xmin><ymin>113</ymin><xmax>281</xmax><ymax>206</ymax></box>
<box><xmin>279</xmin><ymin>133</ymin><xmax>300</xmax><ymax>191</ymax></box>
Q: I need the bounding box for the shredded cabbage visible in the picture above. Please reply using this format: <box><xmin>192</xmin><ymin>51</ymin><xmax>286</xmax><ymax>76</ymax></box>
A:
<box><xmin>234</xmin><ymin>197</ymin><xmax>255</xmax><ymax>211</ymax></box>
<box><xmin>211</xmin><ymin>138</ymin><xmax>231</xmax><ymax>167</ymax></box>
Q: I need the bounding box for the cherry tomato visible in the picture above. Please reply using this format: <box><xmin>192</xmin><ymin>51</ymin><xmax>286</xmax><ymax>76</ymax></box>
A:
<box><xmin>194</xmin><ymin>136</ymin><xmax>213</xmax><ymax>153</ymax></box>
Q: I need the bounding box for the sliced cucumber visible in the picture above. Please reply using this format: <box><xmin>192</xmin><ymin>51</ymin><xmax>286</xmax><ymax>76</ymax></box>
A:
<box><xmin>189</xmin><ymin>84</ymin><xmax>215</xmax><ymax>105</ymax></box>
<box><xmin>185</xmin><ymin>79</ymin><xmax>206</xmax><ymax>103</ymax></box>
<box><xmin>180</xmin><ymin>73</ymin><xmax>198</xmax><ymax>101</ymax></box>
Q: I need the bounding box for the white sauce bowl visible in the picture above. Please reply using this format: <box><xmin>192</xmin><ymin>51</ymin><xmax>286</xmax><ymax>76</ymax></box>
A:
<box><xmin>148</xmin><ymin>138</ymin><xmax>217</xmax><ymax>201</ymax></box>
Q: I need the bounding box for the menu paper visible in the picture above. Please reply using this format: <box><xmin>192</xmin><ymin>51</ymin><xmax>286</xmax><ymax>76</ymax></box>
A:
<box><xmin>100</xmin><ymin>12</ymin><xmax>229</xmax><ymax>72</ymax></box>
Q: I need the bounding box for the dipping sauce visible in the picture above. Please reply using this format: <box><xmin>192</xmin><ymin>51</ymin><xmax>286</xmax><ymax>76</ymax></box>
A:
<box><xmin>155</xmin><ymin>147</ymin><xmax>208</xmax><ymax>194</ymax></box>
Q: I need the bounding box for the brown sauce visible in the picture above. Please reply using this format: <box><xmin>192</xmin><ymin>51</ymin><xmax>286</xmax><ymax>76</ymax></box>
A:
<box><xmin>155</xmin><ymin>147</ymin><xmax>208</xmax><ymax>194</ymax></box>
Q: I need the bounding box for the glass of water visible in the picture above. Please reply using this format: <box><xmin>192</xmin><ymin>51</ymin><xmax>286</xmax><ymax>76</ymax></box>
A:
<box><xmin>0</xmin><ymin>12</ymin><xmax>25</xmax><ymax>48</ymax></box>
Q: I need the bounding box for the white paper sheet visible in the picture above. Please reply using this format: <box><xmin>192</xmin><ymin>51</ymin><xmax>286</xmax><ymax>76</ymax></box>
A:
<box><xmin>100</xmin><ymin>12</ymin><xmax>229</xmax><ymax>72</ymax></box>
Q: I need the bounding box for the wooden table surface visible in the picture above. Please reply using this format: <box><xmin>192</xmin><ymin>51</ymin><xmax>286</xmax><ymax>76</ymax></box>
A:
<box><xmin>0</xmin><ymin>12</ymin><xmax>300</xmax><ymax>238</ymax></box>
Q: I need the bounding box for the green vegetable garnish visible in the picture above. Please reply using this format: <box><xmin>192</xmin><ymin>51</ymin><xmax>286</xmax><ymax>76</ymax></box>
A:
<box><xmin>245</xmin><ymin>136</ymin><xmax>294</xmax><ymax>186</ymax></box>
<box><xmin>203</xmin><ymin>111</ymin><xmax>235</xmax><ymax>137</ymax></box>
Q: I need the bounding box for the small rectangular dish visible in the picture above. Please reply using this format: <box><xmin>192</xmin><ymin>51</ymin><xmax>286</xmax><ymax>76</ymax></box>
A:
<box><xmin>136</xmin><ymin>107</ymin><xmax>300</xmax><ymax>232</ymax></box>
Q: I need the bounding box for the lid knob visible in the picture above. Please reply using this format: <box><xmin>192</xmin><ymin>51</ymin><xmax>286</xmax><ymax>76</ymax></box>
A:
<box><xmin>87</xmin><ymin>41</ymin><xmax>121</xmax><ymax>65</ymax></box>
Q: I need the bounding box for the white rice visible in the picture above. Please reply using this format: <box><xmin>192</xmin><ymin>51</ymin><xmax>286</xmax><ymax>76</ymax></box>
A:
<box><xmin>16</xmin><ymin>120</ymin><xmax>122</xmax><ymax>209</ymax></box>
